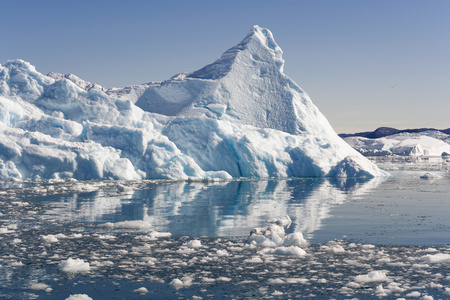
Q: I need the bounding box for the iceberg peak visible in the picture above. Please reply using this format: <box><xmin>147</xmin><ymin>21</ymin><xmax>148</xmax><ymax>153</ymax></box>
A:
<box><xmin>188</xmin><ymin>26</ymin><xmax>284</xmax><ymax>80</ymax></box>
<box><xmin>246</xmin><ymin>25</ymin><xmax>283</xmax><ymax>57</ymax></box>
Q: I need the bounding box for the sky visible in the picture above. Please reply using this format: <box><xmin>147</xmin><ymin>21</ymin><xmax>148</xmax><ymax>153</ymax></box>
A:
<box><xmin>1</xmin><ymin>0</ymin><xmax>449</xmax><ymax>133</ymax></box>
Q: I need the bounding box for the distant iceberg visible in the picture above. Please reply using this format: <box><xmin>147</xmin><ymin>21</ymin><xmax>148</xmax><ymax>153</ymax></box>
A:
<box><xmin>344</xmin><ymin>131</ymin><xmax>450</xmax><ymax>157</ymax></box>
<box><xmin>0</xmin><ymin>26</ymin><xmax>387</xmax><ymax>181</ymax></box>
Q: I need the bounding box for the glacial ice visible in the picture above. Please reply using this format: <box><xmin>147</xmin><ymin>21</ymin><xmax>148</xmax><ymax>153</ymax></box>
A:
<box><xmin>0</xmin><ymin>26</ymin><xmax>386</xmax><ymax>181</ymax></box>
<box><xmin>345</xmin><ymin>131</ymin><xmax>450</xmax><ymax>157</ymax></box>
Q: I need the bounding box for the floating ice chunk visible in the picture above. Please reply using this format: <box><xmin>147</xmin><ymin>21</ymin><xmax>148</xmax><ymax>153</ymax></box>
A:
<box><xmin>248</xmin><ymin>235</ymin><xmax>277</xmax><ymax>247</ymax></box>
<box><xmin>201</xmin><ymin>277</ymin><xmax>216</xmax><ymax>283</ymax></box>
<box><xmin>217</xmin><ymin>277</ymin><xmax>232</xmax><ymax>282</ymax></box>
<box><xmin>11</xmin><ymin>238</ymin><xmax>21</xmax><ymax>244</ymax></box>
<box><xmin>419</xmin><ymin>253</ymin><xmax>450</xmax><ymax>263</ymax></box>
<box><xmin>170</xmin><ymin>277</ymin><xmax>193</xmax><ymax>290</ymax></box>
<box><xmin>260</xmin><ymin>246</ymin><xmax>306</xmax><ymax>257</ymax></box>
<box><xmin>97</xmin><ymin>234</ymin><xmax>116</xmax><ymax>240</ymax></box>
<box><xmin>101</xmin><ymin>220</ymin><xmax>152</xmax><ymax>230</ymax></box>
<box><xmin>268</xmin><ymin>278</ymin><xmax>285</xmax><ymax>284</ymax></box>
<box><xmin>321</xmin><ymin>244</ymin><xmax>345</xmax><ymax>254</ymax></box>
<box><xmin>28</xmin><ymin>283</ymin><xmax>51</xmax><ymax>291</ymax></box>
<box><xmin>354</xmin><ymin>270</ymin><xmax>388</xmax><ymax>283</ymax></box>
<box><xmin>216</xmin><ymin>249</ymin><xmax>229</xmax><ymax>257</ymax></box>
<box><xmin>10</xmin><ymin>261</ymin><xmax>24</xmax><ymax>267</ymax></box>
<box><xmin>170</xmin><ymin>279</ymin><xmax>184</xmax><ymax>290</ymax></box>
<box><xmin>249</xmin><ymin>216</ymin><xmax>307</xmax><ymax>249</ymax></box>
<box><xmin>184</xmin><ymin>239</ymin><xmax>202</xmax><ymax>248</ymax></box>
<box><xmin>133</xmin><ymin>287</ymin><xmax>148</xmax><ymax>295</ymax></box>
<box><xmin>41</xmin><ymin>234</ymin><xmax>59</xmax><ymax>243</ymax></box>
<box><xmin>386</xmin><ymin>282</ymin><xmax>406</xmax><ymax>293</ymax></box>
<box><xmin>286</xmin><ymin>278</ymin><xmax>309</xmax><ymax>284</ymax></box>
<box><xmin>243</xmin><ymin>256</ymin><xmax>263</xmax><ymax>263</ymax></box>
<box><xmin>65</xmin><ymin>295</ymin><xmax>93</xmax><ymax>300</ymax></box>
<box><xmin>405</xmin><ymin>291</ymin><xmax>421</xmax><ymax>298</ymax></box>
<box><xmin>420</xmin><ymin>172</ymin><xmax>441</xmax><ymax>180</ymax></box>
<box><xmin>282</xmin><ymin>232</ymin><xmax>307</xmax><ymax>247</ymax></box>
<box><xmin>58</xmin><ymin>258</ymin><xmax>91</xmax><ymax>273</ymax></box>
<box><xmin>0</xmin><ymin>227</ymin><xmax>14</xmax><ymax>234</ymax></box>
<box><xmin>176</xmin><ymin>247</ymin><xmax>196</xmax><ymax>254</ymax></box>
<box><xmin>375</xmin><ymin>284</ymin><xmax>392</xmax><ymax>297</ymax></box>
<box><xmin>346</xmin><ymin>282</ymin><xmax>361</xmax><ymax>289</ymax></box>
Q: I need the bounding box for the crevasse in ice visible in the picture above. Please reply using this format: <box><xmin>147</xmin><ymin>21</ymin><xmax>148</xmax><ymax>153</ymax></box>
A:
<box><xmin>0</xmin><ymin>26</ymin><xmax>387</xmax><ymax>181</ymax></box>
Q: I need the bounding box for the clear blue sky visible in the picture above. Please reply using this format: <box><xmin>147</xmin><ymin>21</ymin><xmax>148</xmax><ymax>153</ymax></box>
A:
<box><xmin>1</xmin><ymin>0</ymin><xmax>449</xmax><ymax>133</ymax></box>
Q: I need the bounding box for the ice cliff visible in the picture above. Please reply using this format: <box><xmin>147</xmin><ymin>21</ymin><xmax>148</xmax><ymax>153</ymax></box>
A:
<box><xmin>0</xmin><ymin>26</ymin><xmax>387</xmax><ymax>181</ymax></box>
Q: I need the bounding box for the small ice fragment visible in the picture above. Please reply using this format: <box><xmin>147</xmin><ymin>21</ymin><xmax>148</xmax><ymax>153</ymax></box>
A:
<box><xmin>41</xmin><ymin>234</ymin><xmax>59</xmax><ymax>243</ymax></box>
<box><xmin>65</xmin><ymin>295</ymin><xmax>93</xmax><ymax>300</ymax></box>
<box><xmin>282</xmin><ymin>232</ymin><xmax>307</xmax><ymax>247</ymax></box>
<box><xmin>261</xmin><ymin>246</ymin><xmax>306</xmax><ymax>257</ymax></box>
<box><xmin>133</xmin><ymin>287</ymin><xmax>148</xmax><ymax>295</ymax></box>
<box><xmin>420</xmin><ymin>172</ymin><xmax>441</xmax><ymax>180</ymax></box>
<box><xmin>184</xmin><ymin>239</ymin><xmax>202</xmax><ymax>248</ymax></box>
<box><xmin>215</xmin><ymin>249</ymin><xmax>229</xmax><ymax>257</ymax></box>
<box><xmin>405</xmin><ymin>291</ymin><xmax>421</xmax><ymax>298</ymax></box>
<box><xmin>28</xmin><ymin>283</ymin><xmax>50</xmax><ymax>291</ymax></box>
<box><xmin>272</xmin><ymin>290</ymin><xmax>283</xmax><ymax>296</ymax></box>
<box><xmin>346</xmin><ymin>282</ymin><xmax>360</xmax><ymax>289</ymax></box>
<box><xmin>58</xmin><ymin>258</ymin><xmax>91</xmax><ymax>273</ymax></box>
<box><xmin>321</xmin><ymin>245</ymin><xmax>345</xmax><ymax>254</ymax></box>
<box><xmin>0</xmin><ymin>227</ymin><xmax>14</xmax><ymax>234</ymax></box>
<box><xmin>418</xmin><ymin>253</ymin><xmax>450</xmax><ymax>263</ymax></box>
<box><xmin>10</xmin><ymin>261</ymin><xmax>24</xmax><ymax>267</ymax></box>
<box><xmin>375</xmin><ymin>284</ymin><xmax>391</xmax><ymax>297</ymax></box>
<box><xmin>11</xmin><ymin>238</ymin><xmax>22</xmax><ymax>244</ymax></box>
<box><xmin>354</xmin><ymin>271</ymin><xmax>388</xmax><ymax>283</ymax></box>
<box><xmin>170</xmin><ymin>278</ymin><xmax>185</xmax><ymax>290</ymax></box>
<box><xmin>217</xmin><ymin>277</ymin><xmax>231</xmax><ymax>282</ymax></box>
<box><xmin>243</xmin><ymin>256</ymin><xmax>263</xmax><ymax>263</ymax></box>
<box><xmin>268</xmin><ymin>278</ymin><xmax>285</xmax><ymax>284</ymax></box>
<box><xmin>101</xmin><ymin>220</ymin><xmax>152</xmax><ymax>230</ymax></box>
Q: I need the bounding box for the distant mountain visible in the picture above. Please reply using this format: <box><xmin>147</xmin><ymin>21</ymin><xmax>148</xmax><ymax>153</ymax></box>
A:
<box><xmin>340</xmin><ymin>127</ymin><xmax>450</xmax><ymax>139</ymax></box>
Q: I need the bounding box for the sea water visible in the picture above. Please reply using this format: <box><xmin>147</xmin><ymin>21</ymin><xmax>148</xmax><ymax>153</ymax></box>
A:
<box><xmin>0</xmin><ymin>157</ymin><xmax>449</xmax><ymax>299</ymax></box>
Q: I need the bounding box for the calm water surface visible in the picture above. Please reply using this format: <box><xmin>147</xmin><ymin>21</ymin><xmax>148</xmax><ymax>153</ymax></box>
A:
<box><xmin>12</xmin><ymin>157</ymin><xmax>450</xmax><ymax>245</ymax></box>
<box><xmin>1</xmin><ymin>157</ymin><xmax>449</xmax><ymax>299</ymax></box>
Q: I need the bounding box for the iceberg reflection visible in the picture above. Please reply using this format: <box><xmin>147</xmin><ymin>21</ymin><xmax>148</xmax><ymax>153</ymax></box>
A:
<box><xmin>38</xmin><ymin>177</ymin><xmax>383</xmax><ymax>241</ymax></box>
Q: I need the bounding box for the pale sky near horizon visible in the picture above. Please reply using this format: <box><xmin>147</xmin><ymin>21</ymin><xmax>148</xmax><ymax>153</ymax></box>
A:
<box><xmin>1</xmin><ymin>0</ymin><xmax>449</xmax><ymax>133</ymax></box>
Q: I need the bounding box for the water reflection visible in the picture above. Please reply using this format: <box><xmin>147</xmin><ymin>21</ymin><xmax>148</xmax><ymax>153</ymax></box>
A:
<box><xmin>39</xmin><ymin>177</ymin><xmax>383</xmax><ymax>241</ymax></box>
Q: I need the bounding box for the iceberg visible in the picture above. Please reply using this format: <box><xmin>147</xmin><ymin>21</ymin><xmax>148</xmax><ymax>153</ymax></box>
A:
<box><xmin>0</xmin><ymin>26</ymin><xmax>386</xmax><ymax>181</ymax></box>
<box><xmin>344</xmin><ymin>131</ymin><xmax>450</xmax><ymax>157</ymax></box>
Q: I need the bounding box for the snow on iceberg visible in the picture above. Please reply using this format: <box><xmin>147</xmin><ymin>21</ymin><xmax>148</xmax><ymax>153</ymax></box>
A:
<box><xmin>0</xmin><ymin>26</ymin><xmax>386</xmax><ymax>181</ymax></box>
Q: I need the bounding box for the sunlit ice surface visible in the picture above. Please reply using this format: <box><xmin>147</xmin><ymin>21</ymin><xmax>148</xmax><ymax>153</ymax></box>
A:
<box><xmin>0</xmin><ymin>156</ymin><xmax>449</xmax><ymax>299</ymax></box>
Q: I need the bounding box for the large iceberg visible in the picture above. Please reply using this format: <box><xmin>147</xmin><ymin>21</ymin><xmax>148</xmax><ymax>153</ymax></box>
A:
<box><xmin>0</xmin><ymin>26</ymin><xmax>386</xmax><ymax>181</ymax></box>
